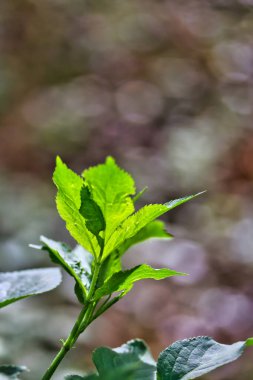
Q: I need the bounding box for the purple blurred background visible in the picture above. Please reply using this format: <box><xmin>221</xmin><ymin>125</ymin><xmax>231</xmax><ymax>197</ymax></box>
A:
<box><xmin>1</xmin><ymin>1</ymin><xmax>253</xmax><ymax>379</ymax></box>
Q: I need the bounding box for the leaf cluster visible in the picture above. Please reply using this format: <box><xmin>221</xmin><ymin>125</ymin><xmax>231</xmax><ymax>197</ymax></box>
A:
<box><xmin>32</xmin><ymin>156</ymin><xmax>201</xmax><ymax>306</ymax></box>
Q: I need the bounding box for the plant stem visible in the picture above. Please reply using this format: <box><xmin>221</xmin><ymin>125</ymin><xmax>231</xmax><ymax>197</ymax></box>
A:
<box><xmin>41</xmin><ymin>261</ymin><xmax>102</xmax><ymax>380</ymax></box>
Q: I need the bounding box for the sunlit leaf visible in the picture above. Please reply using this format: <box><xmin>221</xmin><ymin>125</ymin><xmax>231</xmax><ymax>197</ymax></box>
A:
<box><xmin>83</xmin><ymin>157</ymin><xmax>136</xmax><ymax>246</ymax></box>
<box><xmin>93</xmin><ymin>264</ymin><xmax>185</xmax><ymax>301</ymax></box>
<box><xmin>53</xmin><ymin>157</ymin><xmax>99</xmax><ymax>256</ymax></box>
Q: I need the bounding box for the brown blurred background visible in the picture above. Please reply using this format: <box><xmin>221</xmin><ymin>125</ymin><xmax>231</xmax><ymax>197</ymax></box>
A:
<box><xmin>1</xmin><ymin>0</ymin><xmax>253</xmax><ymax>379</ymax></box>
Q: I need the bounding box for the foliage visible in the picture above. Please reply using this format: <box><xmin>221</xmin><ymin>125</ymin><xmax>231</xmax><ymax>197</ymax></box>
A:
<box><xmin>66</xmin><ymin>337</ymin><xmax>253</xmax><ymax>380</ymax></box>
<box><xmin>1</xmin><ymin>156</ymin><xmax>252</xmax><ymax>379</ymax></box>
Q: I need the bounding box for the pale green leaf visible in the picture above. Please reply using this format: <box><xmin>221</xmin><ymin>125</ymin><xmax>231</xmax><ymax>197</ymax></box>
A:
<box><xmin>32</xmin><ymin>236</ymin><xmax>92</xmax><ymax>302</ymax></box>
<box><xmin>83</xmin><ymin>157</ymin><xmax>136</xmax><ymax>245</ymax></box>
<box><xmin>53</xmin><ymin>157</ymin><xmax>99</xmax><ymax>256</ymax></box>
<box><xmin>157</xmin><ymin>336</ymin><xmax>252</xmax><ymax>380</ymax></box>
<box><xmin>0</xmin><ymin>268</ymin><xmax>61</xmax><ymax>308</ymax></box>
<box><xmin>93</xmin><ymin>264</ymin><xmax>184</xmax><ymax>301</ymax></box>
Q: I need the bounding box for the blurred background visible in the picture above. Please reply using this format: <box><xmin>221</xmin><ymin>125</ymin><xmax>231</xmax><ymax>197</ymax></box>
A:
<box><xmin>1</xmin><ymin>0</ymin><xmax>253</xmax><ymax>379</ymax></box>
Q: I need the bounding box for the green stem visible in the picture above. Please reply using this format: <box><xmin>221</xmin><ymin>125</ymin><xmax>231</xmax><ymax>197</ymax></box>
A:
<box><xmin>41</xmin><ymin>260</ymin><xmax>102</xmax><ymax>380</ymax></box>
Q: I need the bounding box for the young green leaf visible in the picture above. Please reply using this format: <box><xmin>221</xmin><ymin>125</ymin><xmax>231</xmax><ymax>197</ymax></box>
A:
<box><xmin>93</xmin><ymin>339</ymin><xmax>156</xmax><ymax>380</ymax></box>
<box><xmin>103</xmin><ymin>193</ymin><xmax>202</xmax><ymax>257</ymax></box>
<box><xmin>93</xmin><ymin>264</ymin><xmax>185</xmax><ymax>301</ymax></box>
<box><xmin>157</xmin><ymin>336</ymin><xmax>253</xmax><ymax>380</ymax></box>
<box><xmin>0</xmin><ymin>365</ymin><xmax>28</xmax><ymax>379</ymax></box>
<box><xmin>53</xmin><ymin>157</ymin><xmax>99</xmax><ymax>256</ymax></box>
<box><xmin>83</xmin><ymin>157</ymin><xmax>136</xmax><ymax>245</ymax></box>
<box><xmin>0</xmin><ymin>268</ymin><xmax>61</xmax><ymax>308</ymax></box>
<box><xmin>116</xmin><ymin>220</ymin><xmax>173</xmax><ymax>257</ymax></box>
<box><xmin>31</xmin><ymin>236</ymin><xmax>93</xmax><ymax>302</ymax></box>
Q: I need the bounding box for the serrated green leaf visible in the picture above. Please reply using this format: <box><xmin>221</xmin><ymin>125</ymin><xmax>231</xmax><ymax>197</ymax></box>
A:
<box><xmin>83</xmin><ymin>157</ymin><xmax>136</xmax><ymax>247</ymax></box>
<box><xmin>93</xmin><ymin>339</ymin><xmax>156</xmax><ymax>380</ymax></box>
<box><xmin>117</xmin><ymin>220</ymin><xmax>173</xmax><ymax>256</ymax></box>
<box><xmin>53</xmin><ymin>157</ymin><xmax>99</xmax><ymax>256</ymax></box>
<box><xmin>157</xmin><ymin>336</ymin><xmax>253</xmax><ymax>380</ymax></box>
<box><xmin>104</xmin><ymin>193</ymin><xmax>203</xmax><ymax>257</ymax></box>
<box><xmin>164</xmin><ymin>192</ymin><xmax>206</xmax><ymax>210</ymax></box>
<box><xmin>32</xmin><ymin>236</ymin><xmax>92</xmax><ymax>302</ymax></box>
<box><xmin>93</xmin><ymin>264</ymin><xmax>184</xmax><ymax>301</ymax></box>
<box><xmin>0</xmin><ymin>365</ymin><xmax>27</xmax><ymax>379</ymax></box>
<box><xmin>79</xmin><ymin>186</ymin><xmax>105</xmax><ymax>243</ymax></box>
<box><xmin>103</xmin><ymin>204</ymin><xmax>169</xmax><ymax>257</ymax></box>
<box><xmin>0</xmin><ymin>268</ymin><xmax>61</xmax><ymax>309</ymax></box>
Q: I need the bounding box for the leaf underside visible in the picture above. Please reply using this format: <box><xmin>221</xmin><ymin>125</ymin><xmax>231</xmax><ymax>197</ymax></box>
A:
<box><xmin>32</xmin><ymin>236</ymin><xmax>93</xmax><ymax>302</ymax></box>
<box><xmin>157</xmin><ymin>336</ymin><xmax>252</xmax><ymax>380</ymax></box>
<box><xmin>0</xmin><ymin>268</ymin><xmax>61</xmax><ymax>308</ymax></box>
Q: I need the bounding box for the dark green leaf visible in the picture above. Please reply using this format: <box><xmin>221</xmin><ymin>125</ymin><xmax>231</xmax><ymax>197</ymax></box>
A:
<box><xmin>93</xmin><ymin>264</ymin><xmax>185</xmax><ymax>301</ymax></box>
<box><xmin>157</xmin><ymin>336</ymin><xmax>253</xmax><ymax>380</ymax></box>
<box><xmin>93</xmin><ymin>339</ymin><xmax>156</xmax><ymax>380</ymax></box>
<box><xmin>0</xmin><ymin>268</ymin><xmax>61</xmax><ymax>308</ymax></box>
<box><xmin>0</xmin><ymin>365</ymin><xmax>27</xmax><ymax>379</ymax></box>
<box><xmin>79</xmin><ymin>186</ymin><xmax>105</xmax><ymax>241</ymax></box>
<box><xmin>31</xmin><ymin>236</ymin><xmax>92</xmax><ymax>302</ymax></box>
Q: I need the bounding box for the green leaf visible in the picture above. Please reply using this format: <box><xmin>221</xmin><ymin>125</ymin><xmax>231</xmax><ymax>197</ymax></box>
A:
<box><xmin>83</xmin><ymin>157</ymin><xmax>136</xmax><ymax>246</ymax></box>
<box><xmin>93</xmin><ymin>264</ymin><xmax>184</xmax><ymax>301</ymax></box>
<box><xmin>117</xmin><ymin>221</ymin><xmax>173</xmax><ymax>256</ymax></box>
<box><xmin>133</xmin><ymin>186</ymin><xmax>148</xmax><ymax>203</ymax></box>
<box><xmin>157</xmin><ymin>336</ymin><xmax>253</xmax><ymax>380</ymax></box>
<box><xmin>65</xmin><ymin>375</ymin><xmax>98</xmax><ymax>380</ymax></box>
<box><xmin>104</xmin><ymin>193</ymin><xmax>204</xmax><ymax>257</ymax></box>
<box><xmin>79</xmin><ymin>186</ymin><xmax>105</xmax><ymax>242</ymax></box>
<box><xmin>0</xmin><ymin>268</ymin><xmax>61</xmax><ymax>308</ymax></box>
<box><xmin>164</xmin><ymin>192</ymin><xmax>206</xmax><ymax>211</ymax></box>
<box><xmin>53</xmin><ymin>157</ymin><xmax>99</xmax><ymax>256</ymax></box>
<box><xmin>0</xmin><ymin>365</ymin><xmax>27</xmax><ymax>379</ymax></box>
<box><xmin>31</xmin><ymin>236</ymin><xmax>93</xmax><ymax>302</ymax></box>
<box><xmin>96</xmin><ymin>249</ymin><xmax>122</xmax><ymax>289</ymax></box>
<box><xmin>93</xmin><ymin>339</ymin><xmax>156</xmax><ymax>380</ymax></box>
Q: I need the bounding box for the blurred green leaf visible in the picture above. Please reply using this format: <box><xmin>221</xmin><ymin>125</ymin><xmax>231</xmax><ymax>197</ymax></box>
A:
<box><xmin>0</xmin><ymin>365</ymin><xmax>27</xmax><ymax>379</ymax></box>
